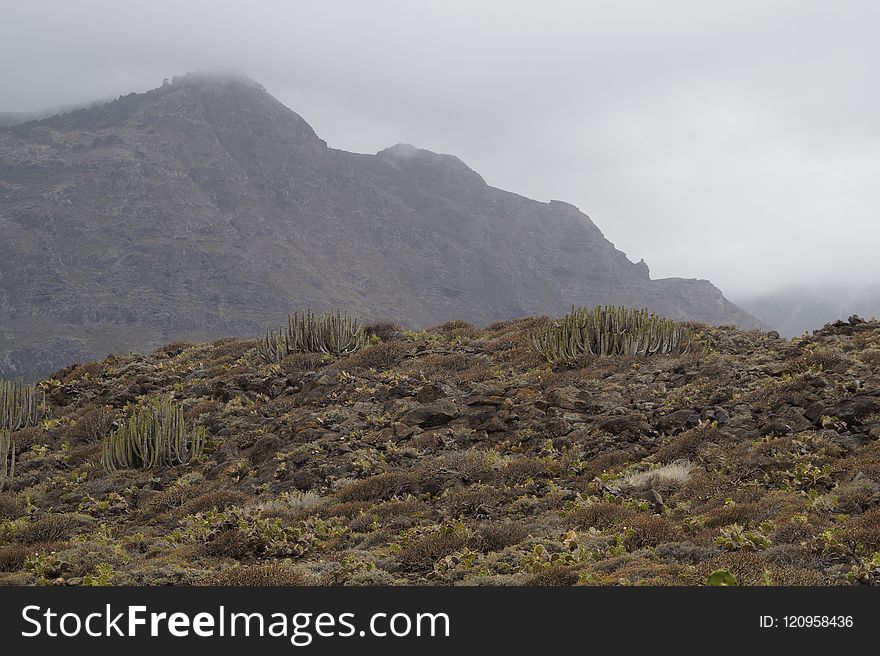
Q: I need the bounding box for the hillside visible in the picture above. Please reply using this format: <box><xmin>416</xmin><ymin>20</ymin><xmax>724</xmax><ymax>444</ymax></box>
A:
<box><xmin>1</xmin><ymin>315</ymin><xmax>879</xmax><ymax>586</ymax></box>
<box><xmin>0</xmin><ymin>73</ymin><xmax>758</xmax><ymax>380</ymax></box>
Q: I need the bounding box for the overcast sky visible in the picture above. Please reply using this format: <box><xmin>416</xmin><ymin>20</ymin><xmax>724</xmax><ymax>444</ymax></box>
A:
<box><xmin>2</xmin><ymin>0</ymin><xmax>877</xmax><ymax>300</ymax></box>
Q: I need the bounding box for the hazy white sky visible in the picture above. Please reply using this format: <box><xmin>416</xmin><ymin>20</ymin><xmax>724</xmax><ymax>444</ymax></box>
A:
<box><xmin>2</xmin><ymin>0</ymin><xmax>878</xmax><ymax>298</ymax></box>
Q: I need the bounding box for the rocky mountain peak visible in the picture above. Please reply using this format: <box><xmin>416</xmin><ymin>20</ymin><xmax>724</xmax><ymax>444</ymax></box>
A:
<box><xmin>376</xmin><ymin>143</ymin><xmax>487</xmax><ymax>189</ymax></box>
<box><xmin>0</xmin><ymin>75</ymin><xmax>760</xmax><ymax>380</ymax></box>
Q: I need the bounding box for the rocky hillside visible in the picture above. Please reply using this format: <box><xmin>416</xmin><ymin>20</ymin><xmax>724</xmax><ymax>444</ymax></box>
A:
<box><xmin>1</xmin><ymin>315</ymin><xmax>879</xmax><ymax>586</ymax></box>
<box><xmin>0</xmin><ymin>73</ymin><xmax>758</xmax><ymax>380</ymax></box>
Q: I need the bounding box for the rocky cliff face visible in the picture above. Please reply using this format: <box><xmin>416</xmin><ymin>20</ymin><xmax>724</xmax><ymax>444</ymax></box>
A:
<box><xmin>0</xmin><ymin>73</ymin><xmax>759</xmax><ymax>379</ymax></box>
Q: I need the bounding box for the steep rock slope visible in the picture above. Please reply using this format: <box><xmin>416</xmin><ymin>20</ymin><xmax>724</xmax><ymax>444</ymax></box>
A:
<box><xmin>0</xmin><ymin>74</ymin><xmax>758</xmax><ymax>379</ymax></box>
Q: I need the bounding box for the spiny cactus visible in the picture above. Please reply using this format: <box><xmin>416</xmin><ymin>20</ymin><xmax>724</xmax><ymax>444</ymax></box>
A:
<box><xmin>257</xmin><ymin>310</ymin><xmax>368</xmax><ymax>363</ymax></box>
<box><xmin>0</xmin><ymin>380</ymin><xmax>46</xmax><ymax>431</ymax></box>
<box><xmin>529</xmin><ymin>306</ymin><xmax>698</xmax><ymax>363</ymax></box>
<box><xmin>0</xmin><ymin>430</ymin><xmax>14</xmax><ymax>491</ymax></box>
<box><xmin>101</xmin><ymin>398</ymin><xmax>206</xmax><ymax>473</ymax></box>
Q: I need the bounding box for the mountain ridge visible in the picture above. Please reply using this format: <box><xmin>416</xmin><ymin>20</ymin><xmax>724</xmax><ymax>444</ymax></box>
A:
<box><xmin>0</xmin><ymin>73</ymin><xmax>760</xmax><ymax>380</ymax></box>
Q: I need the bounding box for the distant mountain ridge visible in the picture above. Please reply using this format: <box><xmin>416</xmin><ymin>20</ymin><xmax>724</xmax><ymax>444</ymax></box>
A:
<box><xmin>0</xmin><ymin>73</ymin><xmax>760</xmax><ymax>380</ymax></box>
<box><xmin>738</xmin><ymin>285</ymin><xmax>880</xmax><ymax>338</ymax></box>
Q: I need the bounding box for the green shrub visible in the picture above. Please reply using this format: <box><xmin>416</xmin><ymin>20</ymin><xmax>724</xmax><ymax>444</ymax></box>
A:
<box><xmin>529</xmin><ymin>306</ymin><xmax>699</xmax><ymax>363</ymax></box>
<box><xmin>101</xmin><ymin>398</ymin><xmax>206</xmax><ymax>472</ymax></box>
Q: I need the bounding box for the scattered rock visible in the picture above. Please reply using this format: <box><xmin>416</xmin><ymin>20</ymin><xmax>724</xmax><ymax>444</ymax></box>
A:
<box><xmin>400</xmin><ymin>400</ymin><xmax>460</xmax><ymax>427</ymax></box>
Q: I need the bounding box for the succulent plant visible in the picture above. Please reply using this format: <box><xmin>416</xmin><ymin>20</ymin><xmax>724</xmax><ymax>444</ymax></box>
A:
<box><xmin>257</xmin><ymin>310</ymin><xmax>368</xmax><ymax>363</ymax></box>
<box><xmin>706</xmin><ymin>569</ymin><xmax>738</xmax><ymax>586</ymax></box>
<box><xmin>0</xmin><ymin>429</ymin><xmax>14</xmax><ymax>491</ymax></box>
<box><xmin>101</xmin><ymin>398</ymin><xmax>206</xmax><ymax>472</ymax></box>
<box><xmin>0</xmin><ymin>380</ymin><xmax>46</xmax><ymax>431</ymax></box>
<box><xmin>529</xmin><ymin>305</ymin><xmax>699</xmax><ymax>363</ymax></box>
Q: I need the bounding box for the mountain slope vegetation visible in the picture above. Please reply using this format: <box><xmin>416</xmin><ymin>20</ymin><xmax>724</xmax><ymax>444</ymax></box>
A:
<box><xmin>1</xmin><ymin>315</ymin><xmax>878</xmax><ymax>586</ymax></box>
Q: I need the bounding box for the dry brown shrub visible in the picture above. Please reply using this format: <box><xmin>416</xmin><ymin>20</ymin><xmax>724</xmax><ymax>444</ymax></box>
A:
<box><xmin>174</xmin><ymin>490</ymin><xmax>246</xmax><ymax>517</ymax></box>
<box><xmin>342</xmin><ymin>341</ymin><xmax>412</xmax><ymax>371</ymax></box>
<box><xmin>8</xmin><ymin>427</ymin><xmax>43</xmax><ymax>451</ymax></box>
<box><xmin>524</xmin><ymin>565</ymin><xmax>579</xmax><ymax>586</ymax></box>
<box><xmin>697</xmin><ymin>552</ymin><xmax>826</xmax><ymax>585</ymax></box>
<box><xmin>211</xmin><ymin>338</ymin><xmax>256</xmax><ymax>360</ymax></box>
<box><xmin>440</xmin><ymin>450</ymin><xmax>495</xmax><ymax>481</ymax></box>
<box><xmin>64</xmin><ymin>442</ymin><xmax>101</xmax><ymax>467</ymax></box>
<box><xmin>481</xmin><ymin>318</ymin><xmax>550</xmax><ymax>369</ymax></box>
<box><xmin>396</xmin><ymin>528</ymin><xmax>470</xmax><ymax>572</ymax></box>
<box><xmin>655</xmin><ymin>426</ymin><xmax>728</xmax><ymax>463</ymax></box>
<box><xmin>766</xmin><ymin>565</ymin><xmax>829</xmax><ymax>585</ymax></box>
<box><xmin>771</xmin><ymin>518</ymin><xmax>824</xmax><ymax>545</ymax></box>
<box><xmin>364</xmin><ymin>322</ymin><xmax>401</xmax><ymax>342</ymax></box>
<box><xmin>404</xmin><ymin>352</ymin><xmax>473</xmax><ymax>378</ymax></box>
<box><xmin>585</xmin><ymin>551</ymin><xmax>699</xmax><ymax>585</ymax></box>
<box><xmin>66</xmin><ymin>407</ymin><xmax>115</xmax><ymax>444</ymax></box>
<box><xmin>832</xmin><ymin>442</ymin><xmax>880</xmax><ymax>483</ymax></box>
<box><xmin>202</xmin><ymin>529</ymin><xmax>253</xmax><ymax>560</ymax></box>
<box><xmin>206</xmin><ymin>563</ymin><xmax>310</xmax><ymax>586</ymax></box>
<box><xmin>16</xmin><ymin>514</ymin><xmax>94</xmax><ymax>544</ymax></box>
<box><xmin>0</xmin><ymin>493</ymin><xmax>25</xmax><ymax>520</ymax></box>
<box><xmin>703</xmin><ymin>502</ymin><xmax>766</xmax><ymax>529</ymax></box>
<box><xmin>622</xmin><ymin>514</ymin><xmax>680</xmax><ymax>550</ymax></box>
<box><xmin>316</xmin><ymin>500</ymin><xmax>371</xmax><ymax>519</ymax></box>
<box><xmin>0</xmin><ymin>543</ymin><xmax>57</xmax><ymax>572</ymax></box>
<box><xmin>474</xmin><ymin>522</ymin><xmax>531</xmax><ymax>552</ymax></box>
<box><xmin>433</xmin><ymin>320</ymin><xmax>478</xmax><ymax>340</ymax></box>
<box><xmin>568</xmin><ymin>502</ymin><xmax>636</xmax><ymax>530</ymax></box>
<box><xmin>141</xmin><ymin>486</ymin><xmax>192</xmax><ymax>514</ymax></box>
<box><xmin>186</xmin><ymin>399</ymin><xmax>223</xmax><ymax>420</ymax></box>
<box><xmin>280</xmin><ymin>352</ymin><xmax>326</xmax><ymax>374</ymax></box>
<box><xmin>446</xmin><ymin>362</ymin><xmax>498</xmax><ymax>386</ymax></box>
<box><xmin>791</xmin><ymin>346</ymin><xmax>847</xmax><ymax>373</ymax></box>
<box><xmin>62</xmin><ymin>360</ymin><xmax>105</xmax><ymax>382</ymax></box>
<box><xmin>348</xmin><ymin>512</ymin><xmax>379</xmax><ymax>532</ymax></box>
<box><xmin>373</xmin><ymin>498</ymin><xmax>427</xmax><ymax>519</ymax></box>
<box><xmin>499</xmin><ymin>457</ymin><xmax>553</xmax><ymax>485</ymax></box>
<box><xmin>441</xmin><ymin>485</ymin><xmax>501</xmax><ymax>516</ymax></box>
<box><xmin>843</xmin><ymin>506</ymin><xmax>880</xmax><ymax>552</ymax></box>
<box><xmin>697</xmin><ymin>552</ymin><xmax>771</xmax><ymax>585</ymax></box>
<box><xmin>670</xmin><ymin>468</ymin><xmax>730</xmax><ymax>505</ymax></box>
<box><xmin>858</xmin><ymin>349</ymin><xmax>880</xmax><ymax>368</ymax></box>
<box><xmin>335</xmin><ymin>471</ymin><xmax>421</xmax><ymax>503</ymax></box>
<box><xmin>578</xmin><ymin>449</ymin><xmax>633</xmax><ymax>481</ymax></box>
<box><xmin>156</xmin><ymin>341</ymin><xmax>194</xmax><ymax>357</ymax></box>
<box><xmin>833</xmin><ymin>474</ymin><xmax>880</xmax><ymax>513</ymax></box>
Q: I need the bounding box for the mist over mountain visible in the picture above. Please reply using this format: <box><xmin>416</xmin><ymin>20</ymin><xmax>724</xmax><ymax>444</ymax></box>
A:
<box><xmin>0</xmin><ymin>74</ymin><xmax>758</xmax><ymax>380</ymax></box>
<box><xmin>0</xmin><ymin>100</ymin><xmax>108</xmax><ymax>128</ymax></box>
<box><xmin>737</xmin><ymin>285</ymin><xmax>880</xmax><ymax>338</ymax></box>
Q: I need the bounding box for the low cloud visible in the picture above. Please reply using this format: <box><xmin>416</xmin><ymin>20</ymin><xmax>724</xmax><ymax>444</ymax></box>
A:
<box><xmin>2</xmin><ymin>0</ymin><xmax>877</xmax><ymax>298</ymax></box>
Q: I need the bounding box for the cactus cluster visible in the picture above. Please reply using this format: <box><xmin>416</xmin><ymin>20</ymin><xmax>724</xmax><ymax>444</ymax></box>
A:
<box><xmin>257</xmin><ymin>310</ymin><xmax>368</xmax><ymax>363</ymax></box>
<box><xmin>0</xmin><ymin>380</ymin><xmax>46</xmax><ymax>490</ymax></box>
<box><xmin>529</xmin><ymin>306</ymin><xmax>697</xmax><ymax>363</ymax></box>
<box><xmin>0</xmin><ymin>430</ymin><xmax>13</xmax><ymax>491</ymax></box>
<box><xmin>1</xmin><ymin>380</ymin><xmax>46</xmax><ymax>431</ymax></box>
<box><xmin>101</xmin><ymin>398</ymin><xmax>206</xmax><ymax>473</ymax></box>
